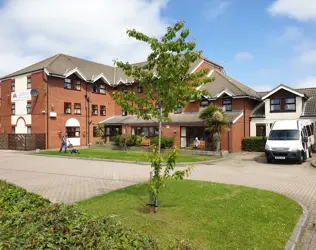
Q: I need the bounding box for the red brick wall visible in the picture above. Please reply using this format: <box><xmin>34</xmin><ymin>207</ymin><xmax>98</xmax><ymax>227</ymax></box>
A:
<box><xmin>31</xmin><ymin>72</ymin><xmax>47</xmax><ymax>134</ymax></box>
<box><xmin>231</xmin><ymin>118</ymin><xmax>244</xmax><ymax>152</ymax></box>
<box><xmin>0</xmin><ymin>79</ymin><xmax>11</xmax><ymax>133</ymax></box>
<box><xmin>47</xmin><ymin>75</ymin><xmax>116</xmax><ymax>148</ymax></box>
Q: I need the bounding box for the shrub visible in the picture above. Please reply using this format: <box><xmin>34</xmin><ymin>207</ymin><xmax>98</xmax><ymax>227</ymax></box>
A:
<box><xmin>242</xmin><ymin>136</ymin><xmax>266</xmax><ymax>152</ymax></box>
<box><xmin>150</xmin><ymin>136</ymin><xmax>175</xmax><ymax>149</ymax></box>
<box><xmin>0</xmin><ymin>180</ymin><xmax>157</xmax><ymax>249</ymax></box>
<box><xmin>114</xmin><ymin>135</ymin><xmax>142</xmax><ymax>147</ymax></box>
<box><xmin>130</xmin><ymin>134</ymin><xmax>142</xmax><ymax>146</ymax></box>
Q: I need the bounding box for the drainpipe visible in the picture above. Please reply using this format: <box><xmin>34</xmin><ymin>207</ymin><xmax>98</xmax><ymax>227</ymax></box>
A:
<box><xmin>243</xmin><ymin>99</ymin><xmax>246</xmax><ymax>137</ymax></box>
<box><xmin>86</xmin><ymin>82</ymin><xmax>90</xmax><ymax>146</ymax></box>
<box><xmin>43</xmin><ymin>71</ymin><xmax>49</xmax><ymax>149</ymax></box>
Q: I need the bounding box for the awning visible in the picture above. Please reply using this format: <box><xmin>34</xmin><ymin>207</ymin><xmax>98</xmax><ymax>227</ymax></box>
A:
<box><xmin>100</xmin><ymin>111</ymin><xmax>243</xmax><ymax>125</ymax></box>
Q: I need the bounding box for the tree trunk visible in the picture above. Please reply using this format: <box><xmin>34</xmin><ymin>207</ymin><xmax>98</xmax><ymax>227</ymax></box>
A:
<box><xmin>158</xmin><ymin>107</ymin><xmax>162</xmax><ymax>153</ymax></box>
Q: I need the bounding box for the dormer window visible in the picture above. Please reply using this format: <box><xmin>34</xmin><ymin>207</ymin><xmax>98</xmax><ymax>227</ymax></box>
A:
<box><xmin>223</xmin><ymin>98</ymin><xmax>232</xmax><ymax>111</ymax></box>
<box><xmin>285</xmin><ymin>98</ymin><xmax>296</xmax><ymax>111</ymax></box>
<box><xmin>270</xmin><ymin>98</ymin><xmax>296</xmax><ymax>112</ymax></box>
<box><xmin>64</xmin><ymin>79</ymin><xmax>72</xmax><ymax>89</ymax></box>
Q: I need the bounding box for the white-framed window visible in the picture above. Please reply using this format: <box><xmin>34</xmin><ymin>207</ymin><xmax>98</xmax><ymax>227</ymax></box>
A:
<box><xmin>27</xmin><ymin>77</ymin><xmax>32</xmax><ymax>89</ymax></box>
<box><xmin>223</xmin><ymin>98</ymin><xmax>232</xmax><ymax>111</ymax></box>
<box><xmin>64</xmin><ymin>102</ymin><xmax>71</xmax><ymax>114</ymax></box>
<box><xmin>122</xmin><ymin>110</ymin><xmax>128</xmax><ymax>116</ymax></box>
<box><xmin>92</xmin><ymin>104</ymin><xmax>98</xmax><ymax>115</ymax></box>
<box><xmin>100</xmin><ymin>105</ymin><xmax>106</xmax><ymax>116</ymax></box>
<box><xmin>26</xmin><ymin>102</ymin><xmax>32</xmax><ymax>114</ymax></box>
<box><xmin>12</xmin><ymin>104</ymin><xmax>15</xmax><ymax>115</ymax></box>
<box><xmin>74</xmin><ymin>103</ymin><xmax>81</xmax><ymax>114</ymax></box>
<box><xmin>74</xmin><ymin>80</ymin><xmax>81</xmax><ymax>90</ymax></box>
<box><xmin>64</xmin><ymin>79</ymin><xmax>72</xmax><ymax>89</ymax></box>
<box><xmin>11</xmin><ymin>80</ymin><xmax>15</xmax><ymax>92</ymax></box>
<box><xmin>99</xmin><ymin>84</ymin><xmax>106</xmax><ymax>94</ymax></box>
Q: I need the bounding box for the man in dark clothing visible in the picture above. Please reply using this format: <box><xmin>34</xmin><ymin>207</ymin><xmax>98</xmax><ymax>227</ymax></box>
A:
<box><xmin>59</xmin><ymin>133</ymin><xmax>69</xmax><ymax>153</ymax></box>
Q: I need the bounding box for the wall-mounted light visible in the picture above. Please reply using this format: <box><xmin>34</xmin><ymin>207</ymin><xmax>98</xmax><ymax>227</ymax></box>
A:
<box><xmin>173</xmin><ymin>129</ymin><xmax>177</xmax><ymax>135</ymax></box>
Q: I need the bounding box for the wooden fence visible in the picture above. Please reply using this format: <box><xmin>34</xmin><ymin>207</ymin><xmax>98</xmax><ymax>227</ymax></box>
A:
<box><xmin>0</xmin><ymin>134</ymin><xmax>46</xmax><ymax>151</ymax></box>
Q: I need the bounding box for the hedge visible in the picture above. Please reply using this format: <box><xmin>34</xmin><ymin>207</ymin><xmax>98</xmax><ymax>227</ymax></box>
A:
<box><xmin>150</xmin><ymin>136</ymin><xmax>175</xmax><ymax>149</ymax></box>
<box><xmin>114</xmin><ymin>135</ymin><xmax>142</xmax><ymax>147</ymax></box>
<box><xmin>242</xmin><ymin>136</ymin><xmax>266</xmax><ymax>152</ymax></box>
<box><xmin>0</xmin><ymin>180</ymin><xmax>157</xmax><ymax>249</ymax></box>
<box><xmin>0</xmin><ymin>180</ymin><xmax>194</xmax><ymax>249</ymax></box>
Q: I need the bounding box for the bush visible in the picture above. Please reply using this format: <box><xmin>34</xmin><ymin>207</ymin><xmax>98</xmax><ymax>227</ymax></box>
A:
<box><xmin>114</xmin><ymin>135</ymin><xmax>142</xmax><ymax>147</ymax></box>
<box><xmin>130</xmin><ymin>134</ymin><xmax>142</xmax><ymax>146</ymax></box>
<box><xmin>242</xmin><ymin>136</ymin><xmax>266</xmax><ymax>152</ymax></box>
<box><xmin>150</xmin><ymin>136</ymin><xmax>175</xmax><ymax>149</ymax></box>
<box><xmin>0</xmin><ymin>180</ymin><xmax>157</xmax><ymax>249</ymax></box>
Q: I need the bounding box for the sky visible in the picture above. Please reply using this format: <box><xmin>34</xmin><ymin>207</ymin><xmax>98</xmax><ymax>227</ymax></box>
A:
<box><xmin>0</xmin><ymin>0</ymin><xmax>315</xmax><ymax>92</ymax></box>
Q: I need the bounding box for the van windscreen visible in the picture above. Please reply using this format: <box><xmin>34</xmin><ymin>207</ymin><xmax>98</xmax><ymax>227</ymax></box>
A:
<box><xmin>269</xmin><ymin>130</ymin><xmax>300</xmax><ymax>140</ymax></box>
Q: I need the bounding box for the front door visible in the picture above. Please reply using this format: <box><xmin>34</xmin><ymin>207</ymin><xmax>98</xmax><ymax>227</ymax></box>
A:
<box><xmin>105</xmin><ymin>126</ymin><xmax>122</xmax><ymax>142</ymax></box>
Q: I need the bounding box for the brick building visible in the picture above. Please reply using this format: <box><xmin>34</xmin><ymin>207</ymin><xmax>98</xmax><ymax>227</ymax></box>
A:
<box><xmin>0</xmin><ymin>53</ymin><xmax>260</xmax><ymax>152</ymax></box>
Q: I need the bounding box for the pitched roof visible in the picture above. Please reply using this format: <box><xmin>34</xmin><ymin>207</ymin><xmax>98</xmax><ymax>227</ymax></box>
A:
<box><xmin>252</xmin><ymin>87</ymin><xmax>316</xmax><ymax>117</ymax></box>
<box><xmin>100</xmin><ymin>111</ymin><xmax>243</xmax><ymax>125</ymax></box>
<box><xmin>261</xmin><ymin>84</ymin><xmax>306</xmax><ymax>100</ymax></box>
<box><xmin>0</xmin><ymin>54</ymin><xmax>222</xmax><ymax>85</ymax></box>
<box><xmin>199</xmin><ymin>70</ymin><xmax>261</xmax><ymax>99</ymax></box>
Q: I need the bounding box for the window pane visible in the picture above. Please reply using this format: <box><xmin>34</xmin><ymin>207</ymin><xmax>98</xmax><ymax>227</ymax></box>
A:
<box><xmin>271</xmin><ymin>99</ymin><xmax>280</xmax><ymax>104</ymax></box>
<box><xmin>271</xmin><ymin>105</ymin><xmax>280</xmax><ymax>111</ymax></box>
<box><xmin>143</xmin><ymin>127</ymin><xmax>149</xmax><ymax>137</ymax></box>
<box><xmin>285</xmin><ymin>98</ymin><xmax>295</xmax><ymax>103</ymax></box>
<box><xmin>223</xmin><ymin>99</ymin><xmax>232</xmax><ymax>104</ymax></box>
<box><xmin>149</xmin><ymin>127</ymin><xmax>154</xmax><ymax>137</ymax></box>
<box><xmin>285</xmin><ymin>104</ymin><xmax>295</xmax><ymax>110</ymax></box>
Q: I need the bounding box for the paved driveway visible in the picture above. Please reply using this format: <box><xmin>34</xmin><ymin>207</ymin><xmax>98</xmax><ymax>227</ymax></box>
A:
<box><xmin>1</xmin><ymin>150</ymin><xmax>316</xmax><ymax>249</ymax></box>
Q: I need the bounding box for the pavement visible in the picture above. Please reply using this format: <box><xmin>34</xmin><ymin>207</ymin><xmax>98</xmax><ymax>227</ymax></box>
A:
<box><xmin>1</xmin><ymin>150</ymin><xmax>316</xmax><ymax>249</ymax></box>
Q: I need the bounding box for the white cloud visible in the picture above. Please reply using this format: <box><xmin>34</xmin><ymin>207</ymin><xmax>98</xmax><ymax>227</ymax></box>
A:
<box><xmin>0</xmin><ymin>0</ymin><xmax>169</xmax><ymax>76</ymax></box>
<box><xmin>268</xmin><ymin>0</ymin><xmax>316</xmax><ymax>21</ymax></box>
<box><xmin>297</xmin><ymin>77</ymin><xmax>316</xmax><ymax>88</ymax></box>
<box><xmin>204</xmin><ymin>0</ymin><xmax>231</xmax><ymax>20</ymax></box>
<box><xmin>235</xmin><ymin>52</ymin><xmax>254</xmax><ymax>61</ymax></box>
<box><xmin>298</xmin><ymin>50</ymin><xmax>316</xmax><ymax>65</ymax></box>
<box><xmin>279</xmin><ymin>26</ymin><xmax>303</xmax><ymax>41</ymax></box>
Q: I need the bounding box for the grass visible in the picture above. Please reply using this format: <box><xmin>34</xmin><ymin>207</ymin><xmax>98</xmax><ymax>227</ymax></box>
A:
<box><xmin>38</xmin><ymin>148</ymin><xmax>217</xmax><ymax>163</ymax></box>
<box><xmin>77</xmin><ymin>180</ymin><xmax>302</xmax><ymax>250</ymax></box>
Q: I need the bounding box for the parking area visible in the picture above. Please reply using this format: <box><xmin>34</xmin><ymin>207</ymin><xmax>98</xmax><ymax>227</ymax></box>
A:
<box><xmin>1</xmin><ymin>150</ymin><xmax>316</xmax><ymax>249</ymax></box>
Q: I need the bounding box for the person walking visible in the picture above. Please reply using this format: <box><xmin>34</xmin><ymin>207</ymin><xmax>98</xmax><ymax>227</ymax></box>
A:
<box><xmin>59</xmin><ymin>133</ymin><xmax>69</xmax><ymax>153</ymax></box>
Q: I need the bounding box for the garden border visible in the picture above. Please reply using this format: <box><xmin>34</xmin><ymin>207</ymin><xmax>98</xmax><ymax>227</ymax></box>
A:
<box><xmin>285</xmin><ymin>201</ymin><xmax>308</xmax><ymax>250</ymax></box>
<box><xmin>32</xmin><ymin>152</ymin><xmax>232</xmax><ymax>166</ymax></box>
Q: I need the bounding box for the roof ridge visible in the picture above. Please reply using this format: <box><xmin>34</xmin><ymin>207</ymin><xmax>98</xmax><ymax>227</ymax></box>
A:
<box><xmin>44</xmin><ymin>53</ymin><xmax>62</xmax><ymax>68</ymax></box>
<box><xmin>60</xmin><ymin>53</ymin><xmax>115</xmax><ymax>68</ymax></box>
<box><xmin>215</xmin><ymin>70</ymin><xmax>259</xmax><ymax>97</ymax></box>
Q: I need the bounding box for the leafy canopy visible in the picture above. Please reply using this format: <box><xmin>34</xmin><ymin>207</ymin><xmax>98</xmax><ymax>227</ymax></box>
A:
<box><xmin>199</xmin><ymin>104</ymin><xmax>230</xmax><ymax>134</ymax></box>
<box><xmin>112</xmin><ymin>21</ymin><xmax>213</xmax><ymax>121</ymax></box>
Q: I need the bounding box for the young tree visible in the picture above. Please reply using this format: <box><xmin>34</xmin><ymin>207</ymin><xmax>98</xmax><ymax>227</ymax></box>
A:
<box><xmin>112</xmin><ymin>21</ymin><xmax>214</xmax><ymax>212</ymax></box>
<box><xmin>199</xmin><ymin>104</ymin><xmax>230</xmax><ymax>151</ymax></box>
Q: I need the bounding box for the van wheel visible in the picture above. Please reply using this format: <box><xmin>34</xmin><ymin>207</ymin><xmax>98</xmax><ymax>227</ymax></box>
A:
<box><xmin>309</xmin><ymin>147</ymin><xmax>313</xmax><ymax>158</ymax></box>
<box><xmin>267</xmin><ymin>158</ymin><xmax>271</xmax><ymax>163</ymax></box>
<box><xmin>298</xmin><ymin>153</ymin><xmax>304</xmax><ymax>164</ymax></box>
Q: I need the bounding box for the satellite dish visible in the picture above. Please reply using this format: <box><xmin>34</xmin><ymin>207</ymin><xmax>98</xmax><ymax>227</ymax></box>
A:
<box><xmin>30</xmin><ymin>89</ymin><xmax>39</xmax><ymax>97</ymax></box>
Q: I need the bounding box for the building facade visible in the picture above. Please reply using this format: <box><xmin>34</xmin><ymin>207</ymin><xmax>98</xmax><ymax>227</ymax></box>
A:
<box><xmin>2</xmin><ymin>54</ymin><xmax>314</xmax><ymax>152</ymax></box>
<box><xmin>250</xmin><ymin>85</ymin><xmax>316</xmax><ymax>138</ymax></box>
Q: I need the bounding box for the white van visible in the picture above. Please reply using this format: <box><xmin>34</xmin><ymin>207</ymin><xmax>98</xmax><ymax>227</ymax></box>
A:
<box><xmin>265</xmin><ymin>120</ymin><xmax>314</xmax><ymax>164</ymax></box>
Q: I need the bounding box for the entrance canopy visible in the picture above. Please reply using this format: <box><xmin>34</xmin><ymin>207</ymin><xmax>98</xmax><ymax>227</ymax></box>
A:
<box><xmin>99</xmin><ymin>111</ymin><xmax>244</xmax><ymax>125</ymax></box>
<box><xmin>66</xmin><ymin>118</ymin><xmax>80</xmax><ymax>127</ymax></box>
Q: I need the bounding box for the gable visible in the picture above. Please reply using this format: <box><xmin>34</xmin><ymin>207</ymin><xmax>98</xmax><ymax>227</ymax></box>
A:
<box><xmin>262</xmin><ymin>85</ymin><xmax>304</xmax><ymax>100</ymax></box>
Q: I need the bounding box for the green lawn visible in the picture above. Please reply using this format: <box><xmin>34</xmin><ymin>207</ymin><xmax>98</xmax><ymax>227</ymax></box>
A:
<box><xmin>39</xmin><ymin>148</ymin><xmax>217</xmax><ymax>163</ymax></box>
<box><xmin>78</xmin><ymin>180</ymin><xmax>301</xmax><ymax>250</ymax></box>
